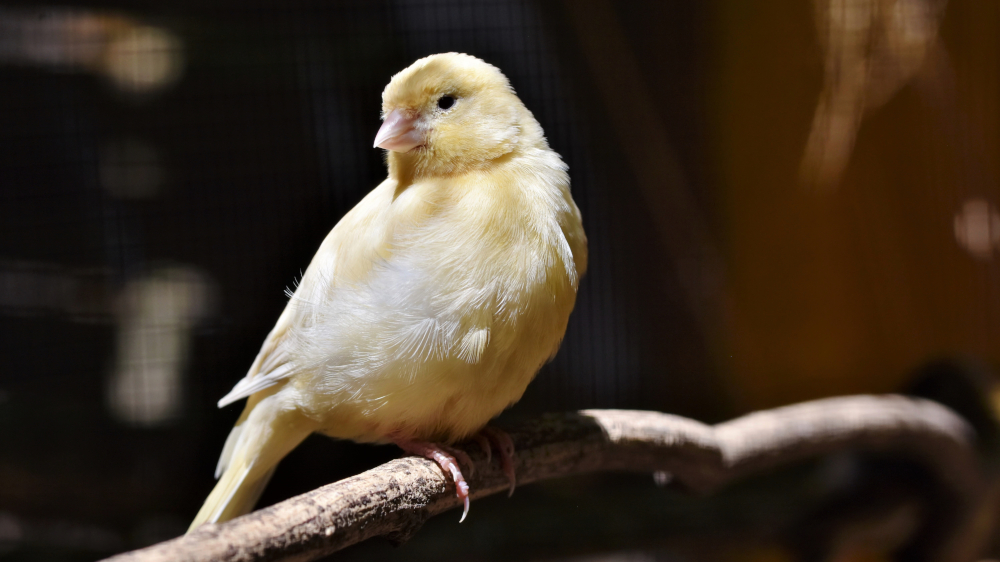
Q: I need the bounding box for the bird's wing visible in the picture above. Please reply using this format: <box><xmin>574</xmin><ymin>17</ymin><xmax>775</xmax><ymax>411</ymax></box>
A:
<box><xmin>216</xmin><ymin>179</ymin><xmax>397</xmax><ymax>409</ymax></box>
<box><xmin>216</xmin><ymin>308</ymin><xmax>298</xmax><ymax>408</ymax></box>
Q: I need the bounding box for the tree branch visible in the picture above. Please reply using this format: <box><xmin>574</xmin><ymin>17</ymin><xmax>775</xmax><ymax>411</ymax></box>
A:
<box><xmin>102</xmin><ymin>395</ymin><xmax>983</xmax><ymax>562</ymax></box>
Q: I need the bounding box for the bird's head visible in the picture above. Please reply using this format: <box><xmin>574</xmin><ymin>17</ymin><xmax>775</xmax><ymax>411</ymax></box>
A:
<box><xmin>375</xmin><ymin>53</ymin><xmax>535</xmax><ymax>179</ymax></box>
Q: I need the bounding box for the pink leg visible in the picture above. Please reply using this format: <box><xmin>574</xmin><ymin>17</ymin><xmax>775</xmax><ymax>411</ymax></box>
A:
<box><xmin>394</xmin><ymin>439</ymin><xmax>471</xmax><ymax>522</ymax></box>
<box><xmin>480</xmin><ymin>426</ymin><xmax>517</xmax><ymax>497</ymax></box>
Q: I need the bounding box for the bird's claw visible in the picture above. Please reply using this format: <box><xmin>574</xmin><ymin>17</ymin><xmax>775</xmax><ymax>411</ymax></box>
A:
<box><xmin>393</xmin><ymin>427</ymin><xmax>517</xmax><ymax>523</ymax></box>
<box><xmin>473</xmin><ymin>434</ymin><xmax>492</xmax><ymax>464</ymax></box>
<box><xmin>479</xmin><ymin>426</ymin><xmax>517</xmax><ymax>497</ymax></box>
<box><xmin>394</xmin><ymin>439</ymin><xmax>472</xmax><ymax>522</ymax></box>
<box><xmin>440</xmin><ymin>444</ymin><xmax>474</xmax><ymax>478</ymax></box>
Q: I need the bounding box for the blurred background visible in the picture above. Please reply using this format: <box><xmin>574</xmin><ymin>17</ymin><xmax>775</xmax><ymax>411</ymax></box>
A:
<box><xmin>1</xmin><ymin>1</ymin><xmax>999</xmax><ymax>560</ymax></box>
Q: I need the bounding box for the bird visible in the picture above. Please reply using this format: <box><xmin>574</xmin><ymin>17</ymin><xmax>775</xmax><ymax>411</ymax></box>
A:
<box><xmin>187</xmin><ymin>52</ymin><xmax>587</xmax><ymax>532</ymax></box>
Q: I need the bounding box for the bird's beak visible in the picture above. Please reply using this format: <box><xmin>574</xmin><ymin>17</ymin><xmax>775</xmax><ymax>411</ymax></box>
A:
<box><xmin>374</xmin><ymin>109</ymin><xmax>424</xmax><ymax>152</ymax></box>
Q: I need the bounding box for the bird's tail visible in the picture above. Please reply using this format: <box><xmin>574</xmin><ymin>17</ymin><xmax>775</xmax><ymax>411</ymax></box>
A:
<box><xmin>188</xmin><ymin>391</ymin><xmax>313</xmax><ymax>533</ymax></box>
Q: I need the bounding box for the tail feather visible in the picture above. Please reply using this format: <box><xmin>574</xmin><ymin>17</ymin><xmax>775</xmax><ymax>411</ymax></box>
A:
<box><xmin>188</xmin><ymin>391</ymin><xmax>313</xmax><ymax>533</ymax></box>
<box><xmin>188</xmin><ymin>464</ymin><xmax>278</xmax><ymax>531</ymax></box>
<box><xmin>215</xmin><ymin>423</ymin><xmax>243</xmax><ymax>478</ymax></box>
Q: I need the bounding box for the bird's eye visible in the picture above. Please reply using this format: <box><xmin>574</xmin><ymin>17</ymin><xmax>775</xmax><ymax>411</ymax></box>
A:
<box><xmin>437</xmin><ymin>95</ymin><xmax>455</xmax><ymax>110</ymax></box>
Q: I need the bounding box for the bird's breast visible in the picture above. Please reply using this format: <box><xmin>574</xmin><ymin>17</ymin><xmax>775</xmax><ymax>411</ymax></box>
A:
<box><xmin>290</xmin><ymin>164</ymin><xmax>582</xmax><ymax>443</ymax></box>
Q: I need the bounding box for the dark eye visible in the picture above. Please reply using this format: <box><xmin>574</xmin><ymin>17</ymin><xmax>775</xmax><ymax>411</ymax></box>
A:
<box><xmin>437</xmin><ymin>95</ymin><xmax>455</xmax><ymax>110</ymax></box>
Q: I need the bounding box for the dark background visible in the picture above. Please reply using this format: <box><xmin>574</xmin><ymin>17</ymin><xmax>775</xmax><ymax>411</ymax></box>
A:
<box><xmin>1</xmin><ymin>1</ymin><xmax>998</xmax><ymax>560</ymax></box>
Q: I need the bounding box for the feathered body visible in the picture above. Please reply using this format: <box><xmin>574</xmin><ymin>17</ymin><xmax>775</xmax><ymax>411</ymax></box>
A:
<box><xmin>190</xmin><ymin>53</ymin><xmax>587</xmax><ymax>530</ymax></box>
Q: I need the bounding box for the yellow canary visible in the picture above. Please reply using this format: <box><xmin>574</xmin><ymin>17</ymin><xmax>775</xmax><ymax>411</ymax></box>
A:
<box><xmin>188</xmin><ymin>52</ymin><xmax>587</xmax><ymax>531</ymax></box>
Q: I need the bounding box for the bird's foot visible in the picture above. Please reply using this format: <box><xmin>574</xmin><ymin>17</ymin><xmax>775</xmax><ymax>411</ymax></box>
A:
<box><xmin>438</xmin><ymin>444</ymin><xmax>475</xmax><ymax>477</ymax></box>
<box><xmin>475</xmin><ymin>426</ymin><xmax>517</xmax><ymax>497</ymax></box>
<box><xmin>393</xmin><ymin>439</ymin><xmax>472</xmax><ymax>522</ymax></box>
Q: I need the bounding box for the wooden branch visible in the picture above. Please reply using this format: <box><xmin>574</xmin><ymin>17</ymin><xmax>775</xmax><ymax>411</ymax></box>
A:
<box><xmin>102</xmin><ymin>395</ymin><xmax>983</xmax><ymax>562</ymax></box>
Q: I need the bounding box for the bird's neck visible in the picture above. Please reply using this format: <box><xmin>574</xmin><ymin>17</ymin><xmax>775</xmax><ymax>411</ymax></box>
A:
<box><xmin>387</xmin><ymin>151</ymin><xmax>420</xmax><ymax>186</ymax></box>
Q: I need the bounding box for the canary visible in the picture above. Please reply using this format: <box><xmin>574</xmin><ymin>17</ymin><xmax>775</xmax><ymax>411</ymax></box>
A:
<box><xmin>188</xmin><ymin>52</ymin><xmax>587</xmax><ymax>531</ymax></box>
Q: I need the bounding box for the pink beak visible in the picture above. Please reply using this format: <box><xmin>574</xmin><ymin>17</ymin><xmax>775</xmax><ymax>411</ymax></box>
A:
<box><xmin>373</xmin><ymin>109</ymin><xmax>424</xmax><ymax>152</ymax></box>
